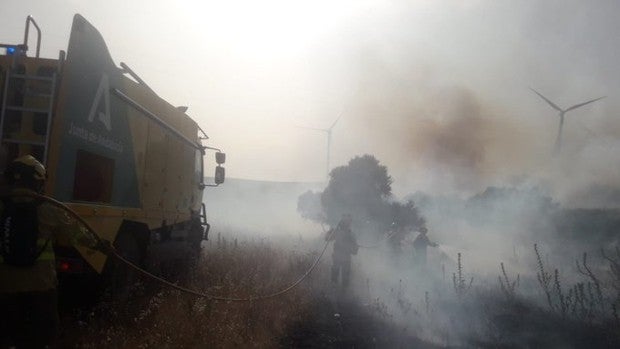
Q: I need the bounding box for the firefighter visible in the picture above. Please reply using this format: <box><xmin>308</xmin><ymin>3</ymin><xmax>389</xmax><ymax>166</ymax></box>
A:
<box><xmin>0</xmin><ymin>155</ymin><xmax>108</xmax><ymax>348</ymax></box>
<box><xmin>325</xmin><ymin>214</ymin><xmax>358</xmax><ymax>287</ymax></box>
<box><xmin>412</xmin><ymin>227</ymin><xmax>438</xmax><ymax>267</ymax></box>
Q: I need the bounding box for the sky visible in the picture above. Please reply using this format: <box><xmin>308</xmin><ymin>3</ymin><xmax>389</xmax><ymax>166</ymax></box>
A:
<box><xmin>2</xmin><ymin>0</ymin><xmax>620</xmax><ymax>202</ymax></box>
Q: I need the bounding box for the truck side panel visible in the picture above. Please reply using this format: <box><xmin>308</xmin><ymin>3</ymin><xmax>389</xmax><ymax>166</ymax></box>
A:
<box><xmin>50</xmin><ymin>15</ymin><xmax>140</xmax><ymax>208</ymax></box>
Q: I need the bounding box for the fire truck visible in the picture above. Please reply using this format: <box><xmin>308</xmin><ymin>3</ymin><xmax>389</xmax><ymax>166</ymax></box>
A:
<box><xmin>0</xmin><ymin>14</ymin><xmax>225</xmax><ymax>283</ymax></box>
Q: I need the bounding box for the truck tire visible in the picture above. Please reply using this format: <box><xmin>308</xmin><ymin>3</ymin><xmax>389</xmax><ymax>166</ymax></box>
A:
<box><xmin>106</xmin><ymin>231</ymin><xmax>144</xmax><ymax>300</ymax></box>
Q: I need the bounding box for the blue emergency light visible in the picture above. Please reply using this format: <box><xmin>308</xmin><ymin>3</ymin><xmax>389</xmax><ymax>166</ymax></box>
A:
<box><xmin>6</xmin><ymin>46</ymin><xmax>16</xmax><ymax>55</ymax></box>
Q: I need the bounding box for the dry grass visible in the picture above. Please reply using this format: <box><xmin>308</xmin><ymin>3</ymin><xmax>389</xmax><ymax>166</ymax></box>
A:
<box><xmin>60</xmin><ymin>237</ymin><xmax>319</xmax><ymax>348</ymax></box>
<box><xmin>57</xmin><ymin>235</ymin><xmax>620</xmax><ymax>348</ymax></box>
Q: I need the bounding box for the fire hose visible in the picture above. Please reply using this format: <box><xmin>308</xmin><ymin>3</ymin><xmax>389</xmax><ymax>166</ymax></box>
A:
<box><xmin>10</xmin><ymin>192</ymin><xmax>331</xmax><ymax>302</ymax></box>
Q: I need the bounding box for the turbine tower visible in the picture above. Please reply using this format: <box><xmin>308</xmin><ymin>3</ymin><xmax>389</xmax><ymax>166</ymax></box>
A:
<box><xmin>300</xmin><ymin>115</ymin><xmax>341</xmax><ymax>180</ymax></box>
<box><xmin>530</xmin><ymin>88</ymin><xmax>605</xmax><ymax>153</ymax></box>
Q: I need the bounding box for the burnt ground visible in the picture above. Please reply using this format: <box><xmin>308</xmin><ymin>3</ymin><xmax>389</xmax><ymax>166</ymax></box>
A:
<box><xmin>54</xmin><ymin>277</ymin><xmax>620</xmax><ymax>348</ymax></box>
<box><xmin>281</xmin><ymin>290</ymin><xmax>443</xmax><ymax>349</ymax></box>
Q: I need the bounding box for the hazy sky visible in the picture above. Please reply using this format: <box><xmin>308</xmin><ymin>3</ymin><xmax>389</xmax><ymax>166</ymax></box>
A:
<box><xmin>2</xmin><ymin>0</ymin><xmax>619</xmax><ymax>200</ymax></box>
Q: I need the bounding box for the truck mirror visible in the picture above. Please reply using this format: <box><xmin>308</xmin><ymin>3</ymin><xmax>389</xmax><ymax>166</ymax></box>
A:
<box><xmin>216</xmin><ymin>152</ymin><xmax>226</xmax><ymax>165</ymax></box>
<box><xmin>214</xmin><ymin>166</ymin><xmax>225</xmax><ymax>184</ymax></box>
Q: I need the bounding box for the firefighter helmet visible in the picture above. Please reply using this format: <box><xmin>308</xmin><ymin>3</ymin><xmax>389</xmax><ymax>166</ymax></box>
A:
<box><xmin>5</xmin><ymin>155</ymin><xmax>46</xmax><ymax>186</ymax></box>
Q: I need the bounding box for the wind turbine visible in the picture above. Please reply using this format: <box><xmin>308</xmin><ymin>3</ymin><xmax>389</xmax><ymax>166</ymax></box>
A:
<box><xmin>530</xmin><ymin>88</ymin><xmax>605</xmax><ymax>153</ymax></box>
<box><xmin>297</xmin><ymin>88</ymin><xmax>359</xmax><ymax>180</ymax></box>
<box><xmin>299</xmin><ymin>115</ymin><xmax>341</xmax><ymax>180</ymax></box>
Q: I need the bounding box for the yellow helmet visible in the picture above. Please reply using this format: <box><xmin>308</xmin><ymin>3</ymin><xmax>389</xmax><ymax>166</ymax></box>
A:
<box><xmin>5</xmin><ymin>155</ymin><xmax>46</xmax><ymax>184</ymax></box>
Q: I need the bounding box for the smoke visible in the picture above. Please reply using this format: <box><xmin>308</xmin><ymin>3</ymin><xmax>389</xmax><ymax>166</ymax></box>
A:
<box><xmin>309</xmin><ymin>0</ymin><xmax>620</xmax><ymax>205</ymax></box>
<box><xmin>206</xmin><ymin>2</ymin><xmax>620</xmax><ymax>346</ymax></box>
<box><xmin>398</xmin><ymin>86</ymin><xmax>543</xmax><ymax>193</ymax></box>
<box><xmin>343</xmin><ymin>76</ymin><xmax>548</xmax><ymax>197</ymax></box>
<box><xmin>204</xmin><ymin>178</ymin><xmax>324</xmax><ymax>241</ymax></box>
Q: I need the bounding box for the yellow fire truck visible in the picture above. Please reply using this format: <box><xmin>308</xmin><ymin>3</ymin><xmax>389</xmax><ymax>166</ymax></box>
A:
<box><xmin>0</xmin><ymin>15</ymin><xmax>224</xmax><ymax>282</ymax></box>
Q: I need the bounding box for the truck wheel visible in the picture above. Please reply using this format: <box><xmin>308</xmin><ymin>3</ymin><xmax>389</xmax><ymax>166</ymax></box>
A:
<box><xmin>106</xmin><ymin>232</ymin><xmax>143</xmax><ymax>299</ymax></box>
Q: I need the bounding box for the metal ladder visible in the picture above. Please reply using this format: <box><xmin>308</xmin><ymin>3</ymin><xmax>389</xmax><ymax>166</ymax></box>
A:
<box><xmin>0</xmin><ymin>68</ymin><xmax>56</xmax><ymax>164</ymax></box>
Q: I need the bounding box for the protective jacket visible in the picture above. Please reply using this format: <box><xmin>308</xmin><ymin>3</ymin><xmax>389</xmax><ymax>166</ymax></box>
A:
<box><xmin>326</xmin><ymin>225</ymin><xmax>358</xmax><ymax>260</ymax></box>
<box><xmin>0</xmin><ymin>188</ymin><xmax>96</xmax><ymax>293</ymax></box>
<box><xmin>413</xmin><ymin>233</ymin><xmax>433</xmax><ymax>251</ymax></box>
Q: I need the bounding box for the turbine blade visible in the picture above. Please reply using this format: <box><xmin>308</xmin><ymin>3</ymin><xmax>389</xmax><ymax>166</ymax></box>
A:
<box><xmin>565</xmin><ymin>96</ymin><xmax>606</xmax><ymax>113</ymax></box>
<box><xmin>329</xmin><ymin>115</ymin><xmax>341</xmax><ymax>131</ymax></box>
<box><xmin>530</xmin><ymin>87</ymin><xmax>563</xmax><ymax>112</ymax></box>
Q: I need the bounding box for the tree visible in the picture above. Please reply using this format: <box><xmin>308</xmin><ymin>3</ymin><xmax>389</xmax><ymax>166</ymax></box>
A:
<box><xmin>297</xmin><ymin>154</ymin><xmax>425</xmax><ymax>238</ymax></box>
<box><xmin>321</xmin><ymin>155</ymin><xmax>392</xmax><ymax>225</ymax></box>
<box><xmin>466</xmin><ymin>185</ymin><xmax>558</xmax><ymax>225</ymax></box>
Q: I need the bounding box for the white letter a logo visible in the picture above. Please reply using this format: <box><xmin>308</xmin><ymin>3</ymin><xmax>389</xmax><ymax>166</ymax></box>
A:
<box><xmin>88</xmin><ymin>74</ymin><xmax>112</xmax><ymax>131</ymax></box>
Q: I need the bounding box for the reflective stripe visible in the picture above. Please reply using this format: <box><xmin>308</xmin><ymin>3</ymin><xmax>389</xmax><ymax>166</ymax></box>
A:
<box><xmin>38</xmin><ymin>250</ymin><xmax>55</xmax><ymax>261</ymax></box>
<box><xmin>35</xmin><ymin>237</ymin><xmax>55</xmax><ymax>261</ymax></box>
